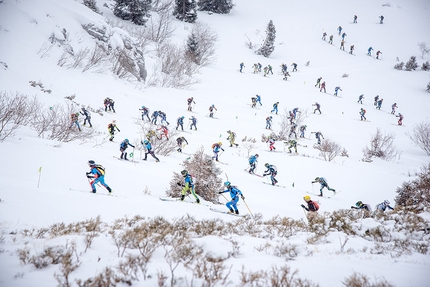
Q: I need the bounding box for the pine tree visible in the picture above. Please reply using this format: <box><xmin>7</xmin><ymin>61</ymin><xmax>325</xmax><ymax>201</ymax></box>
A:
<box><xmin>83</xmin><ymin>0</ymin><xmax>100</xmax><ymax>14</ymax></box>
<box><xmin>185</xmin><ymin>32</ymin><xmax>201</xmax><ymax>64</ymax></box>
<box><xmin>173</xmin><ymin>0</ymin><xmax>198</xmax><ymax>23</ymax></box>
<box><xmin>405</xmin><ymin>56</ymin><xmax>419</xmax><ymax>71</ymax></box>
<box><xmin>256</xmin><ymin>20</ymin><xmax>276</xmax><ymax>58</ymax></box>
<box><xmin>113</xmin><ymin>0</ymin><xmax>152</xmax><ymax>26</ymax></box>
<box><xmin>197</xmin><ymin>0</ymin><xmax>234</xmax><ymax>14</ymax></box>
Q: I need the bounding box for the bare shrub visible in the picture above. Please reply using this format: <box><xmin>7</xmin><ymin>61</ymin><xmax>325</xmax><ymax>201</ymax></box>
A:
<box><xmin>137</xmin><ymin>121</ymin><xmax>178</xmax><ymax>156</ymax></box>
<box><xmin>241</xmin><ymin>136</ymin><xmax>260</xmax><ymax>157</ymax></box>
<box><xmin>189</xmin><ymin>252</ymin><xmax>232</xmax><ymax>287</ymax></box>
<box><xmin>405</xmin><ymin>56</ymin><xmax>419</xmax><ymax>71</ymax></box>
<box><xmin>418</xmin><ymin>42</ymin><xmax>430</xmax><ymax>59</ymax></box>
<box><xmin>54</xmin><ymin>242</ymin><xmax>81</xmax><ymax>287</ymax></box>
<box><xmin>57</xmin><ymin>51</ymin><xmax>71</xmax><ymax>67</ymax></box>
<box><xmin>68</xmin><ymin>47</ymin><xmax>89</xmax><ymax>69</ymax></box>
<box><xmin>144</xmin><ymin>7</ymin><xmax>176</xmax><ymax>44</ymax></box>
<box><xmin>110</xmin><ymin>48</ymin><xmax>139</xmax><ymax>80</ymax></box>
<box><xmin>82</xmin><ymin>44</ymin><xmax>106</xmax><ymax>72</ymax></box>
<box><xmin>166</xmin><ymin>146</ymin><xmax>223</xmax><ymax>202</ymax></box>
<box><xmin>0</xmin><ymin>92</ymin><xmax>35</xmax><ymax>141</ymax></box>
<box><xmin>395</xmin><ymin>163</ymin><xmax>430</xmax><ymax>212</ymax></box>
<box><xmin>394</xmin><ymin>61</ymin><xmax>404</xmax><ymax>70</ymax></box>
<box><xmin>362</xmin><ymin>128</ymin><xmax>399</xmax><ymax>161</ymax></box>
<box><xmin>315</xmin><ymin>138</ymin><xmax>342</xmax><ymax>162</ymax></box>
<box><xmin>409</xmin><ymin>120</ymin><xmax>430</xmax><ymax>155</ymax></box>
<box><xmin>342</xmin><ymin>272</ymin><xmax>394</xmax><ymax>287</ymax></box>
<box><xmin>244</xmin><ymin>34</ymin><xmax>257</xmax><ymax>50</ymax></box>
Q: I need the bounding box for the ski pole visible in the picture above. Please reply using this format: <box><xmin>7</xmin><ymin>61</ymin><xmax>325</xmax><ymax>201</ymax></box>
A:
<box><xmin>311</xmin><ymin>182</ymin><xmax>315</xmax><ymax>193</ymax></box>
<box><xmin>242</xmin><ymin>199</ymin><xmax>254</xmax><ymax>219</ymax></box>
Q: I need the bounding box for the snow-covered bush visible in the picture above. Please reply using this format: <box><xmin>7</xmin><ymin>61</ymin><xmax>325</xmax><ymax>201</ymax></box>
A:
<box><xmin>315</xmin><ymin>138</ymin><xmax>343</xmax><ymax>162</ymax></box>
<box><xmin>405</xmin><ymin>56</ymin><xmax>419</xmax><ymax>71</ymax></box>
<box><xmin>113</xmin><ymin>0</ymin><xmax>152</xmax><ymax>26</ymax></box>
<box><xmin>255</xmin><ymin>20</ymin><xmax>276</xmax><ymax>58</ymax></box>
<box><xmin>342</xmin><ymin>272</ymin><xmax>394</xmax><ymax>287</ymax></box>
<box><xmin>394</xmin><ymin>61</ymin><xmax>404</xmax><ymax>70</ymax></box>
<box><xmin>409</xmin><ymin>120</ymin><xmax>430</xmax><ymax>155</ymax></box>
<box><xmin>421</xmin><ymin>60</ymin><xmax>430</xmax><ymax>71</ymax></box>
<box><xmin>166</xmin><ymin>146</ymin><xmax>223</xmax><ymax>202</ymax></box>
<box><xmin>197</xmin><ymin>0</ymin><xmax>234</xmax><ymax>14</ymax></box>
<box><xmin>362</xmin><ymin>128</ymin><xmax>399</xmax><ymax>162</ymax></box>
<box><xmin>395</xmin><ymin>164</ymin><xmax>430</xmax><ymax>212</ymax></box>
<box><xmin>83</xmin><ymin>0</ymin><xmax>101</xmax><ymax>14</ymax></box>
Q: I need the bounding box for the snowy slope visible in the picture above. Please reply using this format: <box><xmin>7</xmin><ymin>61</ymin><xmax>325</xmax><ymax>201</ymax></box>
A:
<box><xmin>0</xmin><ymin>0</ymin><xmax>429</xmax><ymax>286</ymax></box>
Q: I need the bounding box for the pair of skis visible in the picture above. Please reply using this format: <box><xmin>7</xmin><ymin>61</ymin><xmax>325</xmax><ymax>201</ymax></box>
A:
<box><xmin>159</xmin><ymin>197</ymin><xmax>244</xmax><ymax>217</ymax></box>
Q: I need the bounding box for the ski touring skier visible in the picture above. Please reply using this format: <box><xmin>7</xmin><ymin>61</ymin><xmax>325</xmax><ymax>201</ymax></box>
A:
<box><xmin>263</xmin><ymin>66</ymin><xmax>269</xmax><ymax>77</ymax></box>
<box><xmin>334</xmin><ymin>86</ymin><xmax>342</xmax><ymax>96</ymax></box>
<box><xmin>353</xmin><ymin>14</ymin><xmax>358</xmax><ymax>23</ymax></box>
<box><xmin>252</xmin><ymin>63</ymin><xmax>259</xmax><ymax>73</ymax></box>
<box><xmin>151</xmin><ymin>110</ymin><xmax>159</xmax><ymax>125</ymax></box>
<box><xmin>340</xmin><ymin>40</ymin><xmax>345</xmax><ymax>51</ymax></box>
<box><xmin>218</xmin><ymin>181</ymin><xmax>244</xmax><ymax>215</ymax></box>
<box><xmin>176</xmin><ymin>136</ymin><xmax>188</xmax><ymax>153</ymax></box>
<box><xmin>313</xmin><ymin>131</ymin><xmax>324</xmax><ymax>145</ymax></box>
<box><xmin>291</xmin><ymin>62</ymin><xmax>298</xmax><ymax>72</ymax></box>
<box><xmin>396</xmin><ymin>113</ymin><xmax>404</xmax><ymax>125</ymax></box>
<box><xmin>119</xmin><ymin>139</ymin><xmax>135</xmax><ymax>160</ymax></box>
<box><xmin>158</xmin><ymin>111</ymin><xmax>169</xmax><ymax>126</ymax></box>
<box><xmin>292</xmin><ymin>107</ymin><xmax>299</xmax><ymax>119</ymax></box>
<box><xmin>180</xmin><ymin>170</ymin><xmax>200</xmax><ymax>203</ymax></box>
<box><xmin>239</xmin><ymin>62</ymin><xmax>245</xmax><ymax>73</ymax></box>
<box><xmin>359</xmin><ymin>108</ymin><xmax>367</xmax><ymax>121</ymax></box>
<box><xmin>212</xmin><ymin>142</ymin><xmax>224</xmax><ymax>162</ymax></box>
<box><xmin>375</xmin><ymin>200</ymin><xmax>394</xmax><ymax>212</ymax></box>
<box><xmin>329</xmin><ymin>35</ymin><xmax>333</xmax><ymax>44</ymax></box>
<box><xmin>271</xmin><ymin>102</ymin><xmax>279</xmax><ymax>114</ymax></box>
<box><xmin>351</xmin><ymin>201</ymin><xmax>372</xmax><ymax>212</ymax></box>
<box><xmin>255</xmin><ymin>94</ymin><xmax>262</xmax><ymax>106</ymax></box>
<box><xmin>187</xmin><ymin>97</ymin><xmax>196</xmax><ymax>111</ymax></box>
<box><xmin>320</xmin><ymin>81</ymin><xmax>326</xmax><ymax>93</ymax></box>
<box><xmin>226</xmin><ymin>130</ymin><xmax>239</xmax><ymax>147</ymax></box>
<box><xmin>349</xmin><ymin>45</ymin><xmax>355</xmax><ymax>55</ymax></box>
<box><xmin>313</xmin><ymin>102</ymin><xmax>321</xmax><ymax>114</ymax></box>
<box><xmin>263</xmin><ymin>163</ymin><xmax>278</xmax><ymax>186</ymax></box>
<box><xmin>108</xmin><ymin>120</ymin><xmax>120</xmax><ymax>141</ymax></box>
<box><xmin>376</xmin><ymin>50</ymin><xmax>382</xmax><ymax>60</ymax></box>
<box><xmin>288</xmin><ymin>110</ymin><xmax>295</xmax><ymax>124</ymax></box>
<box><xmin>367</xmin><ymin>46</ymin><xmax>373</xmax><ymax>56</ymax></box>
<box><xmin>157</xmin><ymin>125</ymin><xmax>169</xmax><ymax>140</ymax></box>
<box><xmin>139</xmin><ymin>106</ymin><xmax>150</xmax><ymax>121</ymax></box>
<box><xmin>322</xmin><ymin>32</ymin><xmax>327</xmax><ymax>41</ymax></box>
<box><xmin>376</xmin><ymin>98</ymin><xmax>383</xmax><ymax>110</ymax></box>
<box><xmin>287</xmin><ymin>139</ymin><xmax>298</xmax><ymax>153</ymax></box>
<box><xmin>301</xmin><ymin>195</ymin><xmax>319</xmax><ymax>212</ymax></box>
<box><xmin>312</xmin><ymin>177</ymin><xmax>336</xmax><ymax>197</ymax></box>
<box><xmin>142</xmin><ymin>139</ymin><xmax>160</xmax><ymax>162</ymax></box>
<box><xmin>391</xmin><ymin>103</ymin><xmax>398</xmax><ymax>114</ymax></box>
<box><xmin>288</xmin><ymin>124</ymin><xmax>298</xmax><ymax>139</ymax></box>
<box><xmin>146</xmin><ymin>130</ymin><xmax>157</xmax><ymax>141</ymax></box>
<box><xmin>341</xmin><ymin>32</ymin><xmax>347</xmax><ymax>40</ymax></box>
<box><xmin>265</xmin><ymin>116</ymin><xmax>273</xmax><ymax>130</ymax></box>
<box><xmin>80</xmin><ymin>108</ymin><xmax>92</xmax><ymax>127</ymax></box>
<box><xmin>358</xmin><ymin>94</ymin><xmax>364</xmax><ymax>104</ymax></box>
<box><xmin>86</xmin><ymin>160</ymin><xmax>112</xmax><ymax>194</ymax></box>
<box><xmin>281</xmin><ymin>63</ymin><xmax>288</xmax><ymax>74</ymax></box>
<box><xmin>299</xmin><ymin>125</ymin><xmax>307</xmax><ymax>138</ymax></box>
<box><xmin>267</xmin><ymin>136</ymin><xmax>276</xmax><ymax>151</ymax></box>
<box><xmin>209</xmin><ymin>104</ymin><xmax>217</xmax><ymax>118</ymax></box>
<box><xmin>248</xmin><ymin>154</ymin><xmax>259</xmax><ymax>174</ymax></box>
<box><xmin>176</xmin><ymin>116</ymin><xmax>185</xmax><ymax>131</ymax></box>
<box><xmin>69</xmin><ymin>112</ymin><xmax>81</xmax><ymax>131</ymax></box>
<box><xmin>379</xmin><ymin>15</ymin><xmax>384</xmax><ymax>24</ymax></box>
<box><xmin>189</xmin><ymin>116</ymin><xmax>197</xmax><ymax>130</ymax></box>
<box><xmin>282</xmin><ymin>71</ymin><xmax>291</xmax><ymax>81</ymax></box>
<box><xmin>337</xmin><ymin>25</ymin><xmax>342</xmax><ymax>35</ymax></box>
<box><xmin>315</xmin><ymin>77</ymin><xmax>322</xmax><ymax>88</ymax></box>
<box><xmin>267</xmin><ymin>64</ymin><xmax>273</xmax><ymax>75</ymax></box>
<box><xmin>251</xmin><ymin>97</ymin><xmax>257</xmax><ymax>108</ymax></box>
<box><xmin>374</xmin><ymin>95</ymin><xmax>379</xmax><ymax>106</ymax></box>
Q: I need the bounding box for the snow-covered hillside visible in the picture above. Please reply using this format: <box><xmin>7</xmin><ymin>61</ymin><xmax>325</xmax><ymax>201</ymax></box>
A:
<box><xmin>0</xmin><ymin>0</ymin><xmax>429</xmax><ymax>286</ymax></box>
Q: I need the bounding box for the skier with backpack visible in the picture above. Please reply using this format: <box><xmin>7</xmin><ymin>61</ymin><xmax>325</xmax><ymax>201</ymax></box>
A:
<box><xmin>212</xmin><ymin>142</ymin><xmax>224</xmax><ymax>162</ymax></box>
<box><xmin>226</xmin><ymin>130</ymin><xmax>239</xmax><ymax>147</ymax></box>
<box><xmin>359</xmin><ymin>108</ymin><xmax>367</xmax><ymax>121</ymax></box>
<box><xmin>313</xmin><ymin>131</ymin><xmax>324</xmax><ymax>145</ymax></box>
<box><xmin>142</xmin><ymin>139</ymin><xmax>160</xmax><ymax>162</ymax></box>
<box><xmin>86</xmin><ymin>160</ymin><xmax>112</xmax><ymax>194</ymax></box>
<box><xmin>263</xmin><ymin>163</ymin><xmax>278</xmax><ymax>186</ymax></box>
<box><xmin>187</xmin><ymin>97</ymin><xmax>196</xmax><ymax>111</ymax></box>
<box><xmin>176</xmin><ymin>116</ymin><xmax>185</xmax><ymax>131</ymax></box>
<box><xmin>375</xmin><ymin>200</ymin><xmax>394</xmax><ymax>212</ymax></box>
<box><xmin>328</xmin><ymin>35</ymin><xmax>333</xmax><ymax>44</ymax></box>
<box><xmin>108</xmin><ymin>120</ymin><xmax>120</xmax><ymax>141</ymax></box>
<box><xmin>158</xmin><ymin>111</ymin><xmax>169</xmax><ymax>126</ymax></box>
<box><xmin>312</xmin><ymin>177</ymin><xmax>336</xmax><ymax>196</ymax></box>
<box><xmin>374</xmin><ymin>95</ymin><xmax>379</xmax><ymax>106</ymax></box>
<box><xmin>288</xmin><ymin>124</ymin><xmax>298</xmax><ymax>139</ymax></box>
<box><xmin>251</xmin><ymin>97</ymin><xmax>257</xmax><ymax>108</ymax></box>
<box><xmin>376</xmin><ymin>98</ymin><xmax>383</xmax><ymax>110</ymax></box>
<box><xmin>176</xmin><ymin>136</ymin><xmax>188</xmax><ymax>153</ymax></box>
<box><xmin>218</xmin><ymin>181</ymin><xmax>245</xmax><ymax>215</ymax></box>
<box><xmin>139</xmin><ymin>106</ymin><xmax>150</xmax><ymax>121</ymax></box>
<box><xmin>349</xmin><ymin>45</ymin><xmax>355</xmax><ymax>55</ymax></box>
<box><xmin>376</xmin><ymin>50</ymin><xmax>382</xmax><ymax>60</ymax></box>
<box><xmin>337</xmin><ymin>25</ymin><xmax>342</xmax><ymax>35</ymax></box>
<box><xmin>320</xmin><ymin>81</ymin><xmax>326</xmax><ymax>93</ymax></box>
<box><xmin>353</xmin><ymin>15</ymin><xmax>358</xmax><ymax>23</ymax></box>
<box><xmin>151</xmin><ymin>110</ymin><xmax>159</xmax><ymax>125</ymax></box>
<box><xmin>299</xmin><ymin>125</ymin><xmax>307</xmax><ymax>138</ymax></box>
<box><xmin>301</xmin><ymin>195</ymin><xmax>319</xmax><ymax>212</ymax></box>
<box><xmin>315</xmin><ymin>77</ymin><xmax>322</xmax><ymax>88</ymax></box>
<box><xmin>80</xmin><ymin>108</ymin><xmax>92</xmax><ymax>127</ymax></box>
<box><xmin>208</xmin><ymin>104</ymin><xmax>217</xmax><ymax>118</ymax></box>
<box><xmin>189</xmin><ymin>116</ymin><xmax>197</xmax><ymax>130</ymax></box>
<box><xmin>351</xmin><ymin>201</ymin><xmax>372</xmax><ymax>212</ymax></box>
<box><xmin>291</xmin><ymin>62</ymin><xmax>298</xmax><ymax>72</ymax></box>
<box><xmin>287</xmin><ymin>139</ymin><xmax>298</xmax><ymax>153</ymax></box>
<box><xmin>358</xmin><ymin>94</ymin><xmax>364</xmax><ymax>104</ymax></box>
<box><xmin>256</xmin><ymin>94</ymin><xmax>262</xmax><ymax>106</ymax></box>
<box><xmin>265</xmin><ymin>116</ymin><xmax>273</xmax><ymax>129</ymax></box>
<box><xmin>239</xmin><ymin>62</ymin><xmax>245</xmax><ymax>73</ymax></box>
<box><xmin>267</xmin><ymin>137</ymin><xmax>276</xmax><ymax>151</ymax></box>
<box><xmin>69</xmin><ymin>112</ymin><xmax>81</xmax><ymax>131</ymax></box>
<box><xmin>379</xmin><ymin>15</ymin><xmax>384</xmax><ymax>24</ymax></box>
<box><xmin>248</xmin><ymin>154</ymin><xmax>259</xmax><ymax>174</ymax></box>
<box><xmin>271</xmin><ymin>102</ymin><xmax>279</xmax><ymax>114</ymax></box>
<box><xmin>313</xmin><ymin>102</ymin><xmax>321</xmax><ymax>114</ymax></box>
<box><xmin>396</xmin><ymin>113</ymin><xmax>404</xmax><ymax>125</ymax></box>
<box><xmin>180</xmin><ymin>170</ymin><xmax>200</xmax><ymax>203</ymax></box>
<box><xmin>119</xmin><ymin>139</ymin><xmax>135</xmax><ymax>160</ymax></box>
<box><xmin>334</xmin><ymin>86</ymin><xmax>342</xmax><ymax>96</ymax></box>
<box><xmin>391</xmin><ymin>103</ymin><xmax>398</xmax><ymax>114</ymax></box>
<box><xmin>367</xmin><ymin>47</ymin><xmax>374</xmax><ymax>56</ymax></box>
<box><xmin>157</xmin><ymin>125</ymin><xmax>169</xmax><ymax>140</ymax></box>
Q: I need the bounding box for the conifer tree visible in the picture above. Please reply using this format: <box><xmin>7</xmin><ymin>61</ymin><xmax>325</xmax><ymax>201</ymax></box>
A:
<box><xmin>185</xmin><ymin>32</ymin><xmax>201</xmax><ymax>64</ymax></box>
<box><xmin>83</xmin><ymin>0</ymin><xmax>100</xmax><ymax>14</ymax></box>
<box><xmin>113</xmin><ymin>0</ymin><xmax>152</xmax><ymax>26</ymax></box>
<box><xmin>256</xmin><ymin>20</ymin><xmax>276</xmax><ymax>58</ymax></box>
<box><xmin>405</xmin><ymin>56</ymin><xmax>419</xmax><ymax>71</ymax></box>
<box><xmin>197</xmin><ymin>0</ymin><xmax>234</xmax><ymax>14</ymax></box>
<box><xmin>173</xmin><ymin>0</ymin><xmax>198</xmax><ymax>23</ymax></box>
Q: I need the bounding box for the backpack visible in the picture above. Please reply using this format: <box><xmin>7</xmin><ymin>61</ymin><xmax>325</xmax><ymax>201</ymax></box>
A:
<box><xmin>312</xmin><ymin>201</ymin><xmax>320</xmax><ymax>211</ymax></box>
<box><xmin>211</xmin><ymin>143</ymin><xmax>217</xmax><ymax>149</ymax></box>
<box><xmin>108</xmin><ymin>123</ymin><xmax>113</xmax><ymax>129</ymax></box>
<box><xmin>363</xmin><ymin>109</ymin><xmax>366</xmax><ymax>113</ymax></box>
<box><xmin>266</xmin><ymin>117</ymin><xmax>271</xmax><ymax>121</ymax></box>
<box><xmin>95</xmin><ymin>164</ymin><xmax>105</xmax><ymax>176</ymax></box>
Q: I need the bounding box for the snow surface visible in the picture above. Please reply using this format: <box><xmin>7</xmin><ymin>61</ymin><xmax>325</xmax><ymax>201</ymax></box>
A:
<box><xmin>0</xmin><ymin>0</ymin><xmax>429</xmax><ymax>286</ymax></box>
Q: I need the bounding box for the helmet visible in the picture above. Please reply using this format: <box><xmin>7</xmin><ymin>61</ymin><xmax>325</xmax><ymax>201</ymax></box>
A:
<box><xmin>227</xmin><ymin>130</ymin><xmax>231</xmax><ymax>133</ymax></box>
<box><xmin>143</xmin><ymin>139</ymin><xmax>149</xmax><ymax>144</ymax></box>
<box><xmin>383</xmin><ymin>200</ymin><xmax>390</xmax><ymax>205</ymax></box>
<box><xmin>314</xmin><ymin>177</ymin><xmax>320</xmax><ymax>181</ymax></box>
<box><xmin>88</xmin><ymin>160</ymin><xmax>95</xmax><ymax>166</ymax></box>
<box><xmin>304</xmin><ymin>125</ymin><xmax>307</xmax><ymax>128</ymax></box>
<box><xmin>224</xmin><ymin>181</ymin><xmax>231</xmax><ymax>187</ymax></box>
<box><xmin>270</xmin><ymin>116</ymin><xmax>272</xmax><ymax>119</ymax></box>
<box><xmin>218</xmin><ymin>142</ymin><xmax>222</xmax><ymax>146</ymax></box>
<box><xmin>125</xmin><ymin>139</ymin><xmax>129</xmax><ymax>143</ymax></box>
<box><xmin>265</xmin><ymin>163</ymin><xmax>270</xmax><ymax>168</ymax></box>
<box><xmin>255</xmin><ymin>154</ymin><xmax>259</xmax><ymax>157</ymax></box>
<box><xmin>181</xmin><ymin>116</ymin><xmax>184</xmax><ymax>119</ymax></box>
<box><xmin>356</xmin><ymin>201</ymin><xmax>363</xmax><ymax>207</ymax></box>
<box><xmin>81</xmin><ymin>107</ymin><xmax>85</xmax><ymax>111</ymax></box>
<box><xmin>304</xmin><ymin>195</ymin><xmax>311</xmax><ymax>202</ymax></box>
<box><xmin>212</xmin><ymin>104</ymin><xmax>215</xmax><ymax>107</ymax></box>
<box><xmin>181</xmin><ymin>170</ymin><xmax>188</xmax><ymax>176</ymax></box>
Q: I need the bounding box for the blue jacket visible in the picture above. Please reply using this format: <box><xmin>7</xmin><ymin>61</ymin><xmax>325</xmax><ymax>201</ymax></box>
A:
<box><xmin>184</xmin><ymin>174</ymin><xmax>194</xmax><ymax>188</ymax></box>
<box><xmin>249</xmin><ymin>155</ymin><xmax>258</xmax><ymax>164</ymax></box>
<box><xmin>143</xmin><ymin>142</ymin><xmax>152</xmax><ymax>151</ymax></box>
<box><xmin>221</xmin><ymin>186</ymin><xmax>243</xmax><ymax>199</ymax></box>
